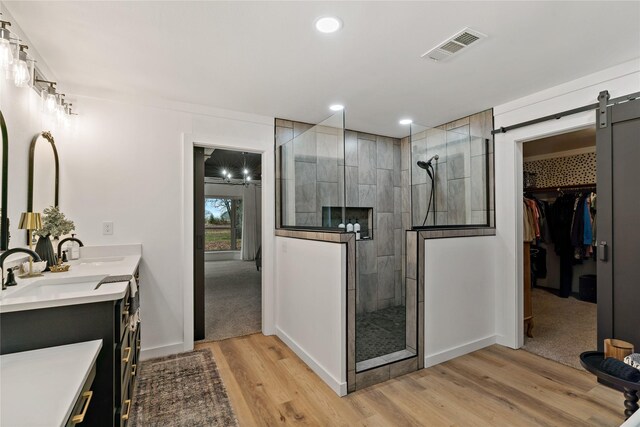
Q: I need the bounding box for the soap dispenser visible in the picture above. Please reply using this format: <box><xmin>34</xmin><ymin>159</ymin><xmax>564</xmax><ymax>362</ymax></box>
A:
<box><xmin>354</xmin><ymin>219</ymin><xmax>361</xmax><ymax>240</ymax></box>
<box><xmin>346</xmin><ymin>219</ymin><xmax>354</xmax><ymax>233</ymax></box>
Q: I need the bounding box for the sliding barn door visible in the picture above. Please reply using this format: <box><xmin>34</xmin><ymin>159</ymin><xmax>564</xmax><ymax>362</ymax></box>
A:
<box><xmin>597</xmin><ymin>97</ymin><xmax>640</xmax><ymax>351</ymax></box>
<box><xmin>194</xmin><ymin>147</ymin><xmax>205</xmax><ymax>341</ymax></box>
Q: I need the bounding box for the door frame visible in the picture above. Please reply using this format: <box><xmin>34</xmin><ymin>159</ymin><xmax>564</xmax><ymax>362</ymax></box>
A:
<box><xmin>511</xmin><ymin>118</ymin><xmax>596</xmax><ymax>348</ymax></box>
<box><xmin>182</xmin><ymin>132</ymin><xmax>275</xmax><ymax>351</ymax></box>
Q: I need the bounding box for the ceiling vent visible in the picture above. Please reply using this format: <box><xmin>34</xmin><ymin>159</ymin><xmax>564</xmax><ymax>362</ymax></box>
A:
<box><xmin>421</xmin><ymin>27</ymin><xmax>487</xmax><ymax>62</ymax></box>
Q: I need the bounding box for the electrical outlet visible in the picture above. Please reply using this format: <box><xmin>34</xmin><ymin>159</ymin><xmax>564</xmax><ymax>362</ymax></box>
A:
<box><xmin>103</xmin><ymin>221</ymin><xmax>114</xmax><ymax>235</ymax></box>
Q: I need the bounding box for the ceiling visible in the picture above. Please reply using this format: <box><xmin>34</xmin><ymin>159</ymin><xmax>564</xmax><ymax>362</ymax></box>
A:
<box><xmin>5</xmin><ymin>1</ymin><xmax>640</xmax><ymax>137</ymax></box>
<box><xmin>205</xmin><ymin>149</ymin><xmax>261</xmax><ymax>181</ymax></box>
<box><xmin>523</xmin><ymin>127</ymin><xmax>595</xmax><ymax>158</ymax></box>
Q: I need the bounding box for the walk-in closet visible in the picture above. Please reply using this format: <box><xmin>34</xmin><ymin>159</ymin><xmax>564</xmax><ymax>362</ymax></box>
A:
<box><xmin>521</xmin><ymin>127</ymin><xmax>598</xmax><ymax>369</ymax></box>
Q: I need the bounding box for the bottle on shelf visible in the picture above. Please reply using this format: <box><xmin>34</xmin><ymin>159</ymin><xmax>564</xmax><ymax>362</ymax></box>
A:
<box><xmin>354</xmin><ymin>219</ymin><xmax>361</xmax><ymax>240</ymax></box>
<box><xmin>346</xmin><ymin>219</ymin><xmax>354</xmax><ymax>233</ymax></box>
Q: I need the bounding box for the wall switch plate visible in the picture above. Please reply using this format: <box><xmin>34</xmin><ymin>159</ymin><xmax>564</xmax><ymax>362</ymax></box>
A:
<box><xmin>103</xmin><ymin>221</ymin><xmax>114</xmax><ymax>235</ymax></box>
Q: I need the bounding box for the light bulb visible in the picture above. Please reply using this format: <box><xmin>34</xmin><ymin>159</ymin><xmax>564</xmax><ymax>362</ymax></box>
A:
<box><xmin>222</xmin><ymin>169</ymin><xmax>227</xmax><ymax>176</ymax></box>
<box><xmin>227</xmin><ymin>173</ymin><xmax>232</xmax><ymax>179</ymax></box>
<box><xmin>243</xmin><ymin>168</ymin><xmax>248</xmax><ymax>175</ymax></box>
<box><xmin>246</xmin><ymin>176</ymin><xmax>251</xmax><ymax>181</ymax></box>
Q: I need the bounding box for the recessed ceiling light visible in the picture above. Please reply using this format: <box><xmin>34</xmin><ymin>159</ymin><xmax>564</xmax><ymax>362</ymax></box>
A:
<box><xmin>329</xmin><ymin>104</ymin><xmax>344</xmax><ymax>111</ymax></box>
<box><xmin>315</xmin><ymin>16</ymin><xmax>342</xmax><ymax>34</ymax></box>
<box><xmin>399</xmin><ymin>119</ymin><xmax>413</xmax><ymax>125</ymax></box>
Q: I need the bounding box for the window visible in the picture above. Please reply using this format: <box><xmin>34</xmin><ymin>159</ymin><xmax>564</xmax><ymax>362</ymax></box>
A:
<box><xmin>205</xmin><ymin>197</ymin><xmax>242</xmax><ymax>251</ymax></box>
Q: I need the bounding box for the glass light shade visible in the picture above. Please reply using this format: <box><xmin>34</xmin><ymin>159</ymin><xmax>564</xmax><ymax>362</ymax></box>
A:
<box><xmin>43</xmin><ymin>90</ymin><xmax>57</xmax><ymax>114</ymax></box>
<box><xmin>13</xmin><ymin>58</ymin><xmax>30</xmax><ymax>87</ymax></box>
<box><xmin>0</xmin><ymin>38</ymin><xmax>12</xmax><ymax>72</ymax></box>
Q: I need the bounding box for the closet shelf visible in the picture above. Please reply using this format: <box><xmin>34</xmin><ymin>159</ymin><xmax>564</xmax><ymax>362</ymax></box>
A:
<box><xmin>524</xmin><ymin>183</ymin><xmax>596</xmax><ymax>194</ymax></box>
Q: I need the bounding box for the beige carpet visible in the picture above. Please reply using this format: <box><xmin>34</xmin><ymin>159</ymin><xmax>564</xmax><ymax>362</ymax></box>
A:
<box><xmin>130</xmin><ymin>349</ymin><xmax>238</xmax><ymax>426</ymax></box>
<box><xmin>523</xmin><ymin>288</ymin><xmax>596</xmax><ymax>369</ymax></box>
<box><xmin>203</xmin><ymin>260</ymin><xmax>261</xmax><ymax>342</ymax></box>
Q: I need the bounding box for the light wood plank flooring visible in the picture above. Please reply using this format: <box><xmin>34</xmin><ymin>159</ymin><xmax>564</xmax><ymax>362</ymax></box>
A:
<box><xmin>196</xmin><ymin>334</ymin><xmax>624</xmax><ymax>426</ymax></box>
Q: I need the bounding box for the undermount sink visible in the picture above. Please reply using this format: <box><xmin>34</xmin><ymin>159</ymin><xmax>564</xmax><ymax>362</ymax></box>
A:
<box><xmin>5</xmin><ymin>275</ymin><xmax>108</xmax><ymax>299</ymax></box>
<box><xmin>78</xmin><ymin>257</ymin><xmax>125</xmax><ymax>266</ymax></box>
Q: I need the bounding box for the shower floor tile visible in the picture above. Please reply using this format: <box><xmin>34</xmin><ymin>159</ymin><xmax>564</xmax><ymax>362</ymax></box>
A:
<box><xmin>356</xmin><ymin>305</ymin><xmax>406</xmax><ymax>363</ymax></box>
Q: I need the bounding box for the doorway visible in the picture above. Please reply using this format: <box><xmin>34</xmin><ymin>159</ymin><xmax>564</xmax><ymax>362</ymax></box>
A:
<box><xmin>194</xmin><ymin>148</ymin><xmax>263</xmax><ymax>342</ymax></box>
<box><xmin>520</xmin><ymin>127</ymin><xmax>598</xmax><ymax>369</ymax></box>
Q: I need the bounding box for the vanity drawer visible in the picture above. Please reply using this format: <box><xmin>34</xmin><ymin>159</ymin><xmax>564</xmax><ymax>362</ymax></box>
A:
<box><xmin>119</xmin><ymin>369</ymin><xmax>133</xmax><ymax>427</ymax></box>
<box><xmin>119</xmin><ymin>329</ymin><xmax>132</xmax><ymax>388</ymax></box>
<box><xmin>116</xmin><ymin>287</ymin><xmax>131</xmax><ymax>343</ymax></box>
<box><xmin>65</xmin><ymin>362</ymin><xmax>97</xmax><ymax>426</ymax></box>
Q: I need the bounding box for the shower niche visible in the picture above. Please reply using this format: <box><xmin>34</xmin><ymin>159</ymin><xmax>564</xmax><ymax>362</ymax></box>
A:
<box><xmin>321</xmin><ymin>206</ymin><xmax>373</xmax><ymax>238</ymax></box>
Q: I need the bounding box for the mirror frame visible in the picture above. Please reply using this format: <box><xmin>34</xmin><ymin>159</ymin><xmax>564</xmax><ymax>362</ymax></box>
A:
<box><xmin>27</xmin><ymin>131</ymin><xmax>60</xmax><ymax>242</ymax></box>
<box><xmin>1</xmin><ymin>110</ymin><xmax>8</xmax><ymax>251</ymax></box>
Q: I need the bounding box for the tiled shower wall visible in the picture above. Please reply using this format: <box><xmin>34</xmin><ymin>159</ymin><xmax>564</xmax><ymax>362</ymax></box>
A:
<box><xmin>275</xmin><ymin>119</ymin><xmax>344</xmax><ymax>227</ymax></box>
<box><xmin>275</xmin><ymin>118</ymin><xmax>409</xmax><ymax>314</ymax></box>
<box><xmin>411</xmin><ymin>109</ymin><xmax>494</xmax><ymax>227</ymax></box>
<box><xmin>343</xmin><ymin>130</ymin><xmax>407</xmax><ymax>314</ymax></box>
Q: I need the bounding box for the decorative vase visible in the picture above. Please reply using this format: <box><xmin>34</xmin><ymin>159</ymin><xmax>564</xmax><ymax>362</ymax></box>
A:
<box><xmin>35</xmin><ymin>234</ymin><xmax>57</xmax><ymax>272</ymax></box>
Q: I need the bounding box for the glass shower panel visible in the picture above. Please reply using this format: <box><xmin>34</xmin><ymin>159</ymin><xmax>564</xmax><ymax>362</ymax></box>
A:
<box><xmin>354</xmin><ymin>129</ymin><xmax>415</xmax><ymax>371</ymax></box>
<box><xmin>277</xmin><ymin>112</ymin><xmax>345</xmax><ymax>228</ymax></box>
<box><xmin>411</xmin><ymin>123</ymin><xmax>490</xmax><ymax>228</ymax></box>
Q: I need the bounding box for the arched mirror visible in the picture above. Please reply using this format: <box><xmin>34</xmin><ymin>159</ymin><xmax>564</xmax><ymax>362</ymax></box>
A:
<box><xmin>28</xmin><ymin>130</ymin><xmax>59</xmax><ymax>223</ymax></box>
<box><xmin>1</xmin><ymin>110</ymin><xmax>8</xmax><ymax>251</ymax></box>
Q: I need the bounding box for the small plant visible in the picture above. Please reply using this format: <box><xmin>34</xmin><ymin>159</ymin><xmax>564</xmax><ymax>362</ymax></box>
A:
<box><xmin>35</xmin><ymin>206</ymin><xmax>75</xmax><ymax>238</ymax></box>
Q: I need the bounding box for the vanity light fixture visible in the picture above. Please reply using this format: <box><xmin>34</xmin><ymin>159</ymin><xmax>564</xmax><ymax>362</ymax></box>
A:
<box><xmin>12</xmin><ymin>45</ymin><xmax>32</xmax><ymax>87</ymax></box>
<box><xmin>329</xmin><ymin>104</ymin><xmax>344</xmax><ymax>111</ymax></box>
<box><xmin>36</xmin><ymin>79</ymin><xmax>58</xmax><ymax>114</ymax></box>
<box><xmin>0</xmin><ymin>20</ymin><xmax>13</xmax><ymax>73</ymax></box>
<box><xmin>315</xmin><ymin>16</ymin><xmax>342</xmax><ymax>34</ymax></box>
<box><xmin>399</xmin><ymin>119</ymin><xmax>413</xmax><ymax>125</ymax></box>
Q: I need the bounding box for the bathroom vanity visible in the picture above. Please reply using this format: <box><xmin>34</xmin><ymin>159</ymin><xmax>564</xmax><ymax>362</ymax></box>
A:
<box><xmin>1</xmin><ymin>340</ymin><xmax>102</xmax><ymax>426</ymax></box>
<box><xmin>0</xmin><ymin>244</ymin><xmax>142</xmax><ymax>427</ymax></box>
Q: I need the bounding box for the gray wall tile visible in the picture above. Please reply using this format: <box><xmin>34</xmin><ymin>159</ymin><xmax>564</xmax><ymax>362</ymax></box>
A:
<box><xmin>316</xmin><ymin>133</ymin><xmax>339</xmax><ymax>182</ymax></box>
<box><xmin>345</xmin><ymin>130</ymin><xmax>358</xmax><ymax>167</ymax></box>
<box><xmin>376</xmin><ymin>213</ymin><xmax>394</xmax><ymax>256</ymax></box>
<box><xmin>358</xmin><ymin>184</ymin><xmax>376</xmax><ymax>209</ymax></box>
<box><xmin>377</xmin><ymin>136</ymin><xmax>394</xmax><ymax>170</ymax></box>
<box><xmin>345</xmin><ymin>166</ymin><xmax>359</xmax><ymax>206</ymax></box>
<box><xmin>358</xmin><ymin>138</ymin><xmax>377</xmax><ymax>184</ymax></box>
<box><xmin>376</xmin><ymin>169</ymin><xmax>394</xmax><ymax>213</ymax></box>
<box><xmin>295</xmin><ymin>161</ymin><xmax>317</xmax><ymax>213</ymax></box>
<box><xmin>358</xmin><ymin>273</ymin><xmax>377</xmax><ymax>313</ymax></box>
<box><xmin>357</xmin><ymin>240</ymin><xmax>377</xmax><ymax>274</ymax></box>
<box><xmin>377</xmin><ymin>256</ymin><xmax>395</xmax><ymax>301</ymax></box>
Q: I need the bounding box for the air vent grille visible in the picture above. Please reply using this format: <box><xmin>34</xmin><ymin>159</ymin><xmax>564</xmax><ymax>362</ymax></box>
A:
<box><xmin>454</xmin><ymin>32</ymin><xmax>480</xmax><ymax>46</ymax></box>
<box><xmin>421</xmin><ymin>27</ymin><xmax>487</xmax><ymax>62</ymax></box>
<box><xmin>440</xmin><ymin>41</ymin><xmax>465</xmax><ymax>54</ymax></box>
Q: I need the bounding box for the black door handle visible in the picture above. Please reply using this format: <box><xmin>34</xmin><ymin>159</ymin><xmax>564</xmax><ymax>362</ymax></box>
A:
<box><xmin>599</xmin><ymin>241</ymin><xmax>608</xmax><ymax>261</ymax></box>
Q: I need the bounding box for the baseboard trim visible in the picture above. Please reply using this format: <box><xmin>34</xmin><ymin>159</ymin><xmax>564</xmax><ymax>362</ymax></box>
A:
<box><xmin>140</xmin><ymin>342</ymin><xmax>185</xmax><ymax>361</ymax></box>
<box><xmin>276</xmin><ymin>327</ymin><xmax>347</xmax><ymax>396</ymax></box>
<box><xmin>424</xmin><ymin>335</ymin><xmax>497</xmax><ymax>368</ymax></box>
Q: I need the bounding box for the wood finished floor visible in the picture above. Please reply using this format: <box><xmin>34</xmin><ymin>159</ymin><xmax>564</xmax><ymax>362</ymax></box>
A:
<box><xmin>196</xmin><ymin>334</ymin><xmax>624</xmax><ymax>426</ymax></box>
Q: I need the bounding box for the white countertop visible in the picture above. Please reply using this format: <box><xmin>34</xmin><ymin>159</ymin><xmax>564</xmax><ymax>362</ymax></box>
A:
<box><xmin>0</xmin><ymin>244</ymin><xmax>141</xmax><ymax>313</ymax></box>
<box><xmin>1</xmin><ymin>340</ymin><xmax>103</xmax><ymax>427</ymax></box>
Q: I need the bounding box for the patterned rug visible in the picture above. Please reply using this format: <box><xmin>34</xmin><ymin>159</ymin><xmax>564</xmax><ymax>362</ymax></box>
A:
<box><xmin>130</xmin><ymin>349</ymin><xmax>238</xmax><ymax>426</ymax></box>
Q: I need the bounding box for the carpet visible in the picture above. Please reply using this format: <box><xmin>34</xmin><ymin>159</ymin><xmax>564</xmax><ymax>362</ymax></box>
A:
<box><xmin>356</xmin><ymin>305</ymin><xmax>406</xmax><ymax>362</ymax></box>
<box><xmin>523</xmin><ymin>288</ymin><xmax>596</xmax><ymax>370</ymax></box>
<box><xmin>130</xmin><ymin>349</ymin><xmax>238</xmax><ymax>427</ymax></box>
<box><xmin>204</xmin><ymin>260</ymin><xmax>261</xmax><ymax>342</ymax></box>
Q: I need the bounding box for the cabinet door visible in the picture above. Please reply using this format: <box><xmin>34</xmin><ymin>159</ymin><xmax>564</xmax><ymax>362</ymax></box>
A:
<box><xmin>597</xmin><ymin>97</ymin><xmax>640</xmax><ymax>350</ymax></box>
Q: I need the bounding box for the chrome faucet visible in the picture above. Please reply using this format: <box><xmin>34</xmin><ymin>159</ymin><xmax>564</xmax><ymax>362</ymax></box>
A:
<box><xmin>0</xmin><ymin>248</ymin><xmax>42</xmax><ymax>290</ymax></box>
<box><xmin>57</xmin><ymin>236</ymin><xmax>84</xmax><ymax>259</ymax></box>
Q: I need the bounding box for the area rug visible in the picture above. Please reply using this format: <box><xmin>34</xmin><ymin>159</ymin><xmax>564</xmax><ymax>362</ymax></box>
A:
<box><xmin>522</xmin><ymin>288</ymin><xmax>596</xmax><ymax>370</ymax></box>
<box><xmin>130</xmin><ymin>349</ymin><xmax>238</xmax><ymax>427</ymax></box>
<box><xmin>203</xmin><ymin>260</ymin><xmax>261</xmax><ymax>342</ymax></box>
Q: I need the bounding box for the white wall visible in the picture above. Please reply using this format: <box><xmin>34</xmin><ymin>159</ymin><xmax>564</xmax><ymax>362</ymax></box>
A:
<box><xmin>2</xmin><ymin>79</ymin><xmax>275</xmax><ymax>357</ymax></box>
<box><xmin>493</xmin><ymin>58</ymin><xmax>640</xmax><ymax>349</ymax></box>
<box><xmin>424</xmin><ymin>236</ymin><xmax>496</xmax><ymax>367</ymax></box>
<box><xmin>275</xmin><ymin>237</ymin><xmax>347</xmax><ymax>396</ymax></box>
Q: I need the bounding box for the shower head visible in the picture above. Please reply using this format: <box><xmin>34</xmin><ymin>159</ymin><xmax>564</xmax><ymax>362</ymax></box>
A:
<box><xmin>416</xmin><ymin>154</ymin><xmax>439</xmax><ymax>170</ymax></box>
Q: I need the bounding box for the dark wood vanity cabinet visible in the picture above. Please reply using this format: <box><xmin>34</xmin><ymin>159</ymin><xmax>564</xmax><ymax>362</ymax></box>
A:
<box><xmin>0</xmin><ymin>271</ymin><xmax>141</xmax><ymax>427</ymax></box>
